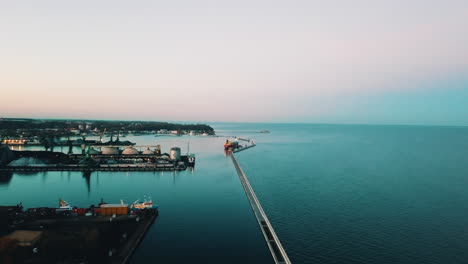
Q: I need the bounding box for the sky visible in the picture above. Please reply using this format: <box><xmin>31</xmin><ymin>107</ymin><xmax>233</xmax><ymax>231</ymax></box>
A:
<box><xmin>1</xmin><ymin>0</ymin><xmax>467</xmax><ymax>125</ymax></box>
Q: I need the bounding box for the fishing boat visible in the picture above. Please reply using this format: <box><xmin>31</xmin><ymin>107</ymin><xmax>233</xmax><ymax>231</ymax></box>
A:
<box><xmin>131</xmin><ymin>197</ymin><xmax>159</xmax><ymax>209</ymax></box>
<box><xmin>56</xmin><ymin>198</ymin><xmax>72</xmax><ymax>211</ymax></box>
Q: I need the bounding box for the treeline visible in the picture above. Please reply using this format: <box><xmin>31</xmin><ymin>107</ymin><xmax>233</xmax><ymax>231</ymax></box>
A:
<box><xmin>0</xmin><ymin>118</ymin><xmax>214</xmax><ymax>137</ymax></box>
<box><xmin>91</xmin><ymin>121</ymin><xmax>214</xmax><ymax>133</ymax></box>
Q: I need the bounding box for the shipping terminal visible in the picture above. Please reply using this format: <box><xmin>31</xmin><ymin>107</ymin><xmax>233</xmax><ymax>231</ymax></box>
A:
<box><xmin>0</xmin><ymin>198</ymin><xmax>159</xmax><ymax>263</ymax></box>
<box><xmin>0</xmin><ymin>136</ymin><xmax>291</xmax><ymax>264</ymax></box>
<box><xmin>0</xmin><ymin>145</ymin><xmax>195</xmax><ymax>172</ymax></box>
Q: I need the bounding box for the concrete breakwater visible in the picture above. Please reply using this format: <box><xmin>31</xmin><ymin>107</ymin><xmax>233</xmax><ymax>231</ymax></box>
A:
<box><xmin>230</xmin><ymin>152</ymin><xmax>292</xmax><ymax>264</ymax></box>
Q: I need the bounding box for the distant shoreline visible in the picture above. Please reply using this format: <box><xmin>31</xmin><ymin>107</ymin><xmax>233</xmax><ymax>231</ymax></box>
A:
<box><xmin>0</xmin><ymin>118</ymin><xmax>215</xmax><ymax>139</ymax></box>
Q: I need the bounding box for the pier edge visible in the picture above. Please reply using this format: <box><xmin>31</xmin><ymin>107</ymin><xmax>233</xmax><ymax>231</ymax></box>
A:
<box><xmin>230</xmin><ymin>152</ymin><xmax>292</xmax><ymax>264</ymax></box>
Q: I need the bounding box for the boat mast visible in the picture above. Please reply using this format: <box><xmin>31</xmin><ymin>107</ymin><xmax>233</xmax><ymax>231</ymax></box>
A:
<box><xmin>187</xmin><ymin>136</ymin><xmax>190</xmax><ymax>155</ymax></box>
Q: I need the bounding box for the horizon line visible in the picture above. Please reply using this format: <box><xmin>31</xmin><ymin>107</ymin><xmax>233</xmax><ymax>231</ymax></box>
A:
<box><xmin>2</xmin><ymin>116</ymin><xmax>467</xmax><ymax>128</ymax></box>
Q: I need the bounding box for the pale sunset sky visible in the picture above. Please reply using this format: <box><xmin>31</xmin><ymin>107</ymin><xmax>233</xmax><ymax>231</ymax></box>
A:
<box><xmin>1</xmin><ymin>1</ymin><xmax>467</xmax><ymax>125</ymax></box>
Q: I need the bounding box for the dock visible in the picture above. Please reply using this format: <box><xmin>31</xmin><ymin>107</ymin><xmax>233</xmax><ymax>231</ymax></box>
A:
<box><xmin>0</xmin><ymin>207</ymin><xmax>158</xmax><ymax>264</ymax></box>
<box><xmin>230</xmin><ymin>152</ymin><xmax>291</xmax><ymax>264</ymax></box>
<box><xmin>0</xmin><ymin>165</ymin><xmax>186</xmax><ymax>172</ymax></box>
<box><xmin>116</xmin><ymin>209</ymin><xmax>158</xmax><ymax>264</ymax></box>
<box><xmin>2</xmin><ymin>152</ymin><xmax>195</xmax><ymax>172</ymax></box>
<box><xmin>233</xmin><ymin>144</ymin><xmax>256</xmax><ymax>153</ymax></box>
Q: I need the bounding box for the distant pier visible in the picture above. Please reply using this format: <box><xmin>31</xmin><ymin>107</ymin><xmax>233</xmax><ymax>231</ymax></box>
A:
<box><xmin>233</xmin><ymin>144</ymin><xmax>256</xmax><ymax>153</ymax></box>
<box><xmin>230</xmin><ymin>151</ymin><xmax>291</xmax><ymax>264</ymax></box>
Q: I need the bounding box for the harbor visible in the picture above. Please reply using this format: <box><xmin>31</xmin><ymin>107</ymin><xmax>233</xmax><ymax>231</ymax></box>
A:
<box><xmin>0</xmin><ymin>199</ymin><xmax>159</xmax><ymax>264</ymax></box>
<box><xmin>0</xmin><ymin>144</ymin><xmax>196</xmax><ymax>172</ymax></box>
<box><xmin>0</xmin><ymin>131</ymin><xmax>276</xmax><ymax>263</ymax></box>
<box><xmin>0</xmin><ymin>165</ymin><xmax>189</xmax><ymax>172</ymax></box>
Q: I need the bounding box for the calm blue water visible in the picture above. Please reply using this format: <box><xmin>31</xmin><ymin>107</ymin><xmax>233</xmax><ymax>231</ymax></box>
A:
<box><xmin>215</xmin><ymin>123</ymin><xmax>468</xmax><ymax>264</ymax></box>
<box><xmin>2</xmin><ymin>124</ymin><xmax>468</xmax><ymax>264</ymax></box>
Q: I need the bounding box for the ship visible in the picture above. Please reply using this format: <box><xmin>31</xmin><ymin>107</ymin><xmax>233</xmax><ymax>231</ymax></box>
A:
<box><xmin>187</xmin><ymin>154</ymin><xmax>196</xmax><ymax>166</ymax></box>
<box><xmin>2</xmin><ymin>138</ymin><xmax>27</xmax><ymax>145</ymax></box>
<box><xmin>131</xmin><ymin>197</ymin><xmax>159</xmax><ymax>210</ymax></box>
<box><xmin>52</xmin><ymin>198</ymin><xmax>159</xmax><ymax>217</ymax></box>
<box><xmin>224</xmin><ymin>139</ymin><xmax>240</xmax><ymax>150</ymax></box>
<box><xmin>56</xmin><ymin>198</ymin><xmax>72</xmax><ymax>212</ymax></box>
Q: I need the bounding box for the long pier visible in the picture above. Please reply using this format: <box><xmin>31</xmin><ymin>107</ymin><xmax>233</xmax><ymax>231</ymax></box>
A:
<box><xmin>233</xmin><ymin>144</ymin><xmax>256</xmax><ymax>153</ymax></box>
<box><xmin>230</xmin><ymin>152</ymin><xmax>291</xmax><ymax>264</ymax></box>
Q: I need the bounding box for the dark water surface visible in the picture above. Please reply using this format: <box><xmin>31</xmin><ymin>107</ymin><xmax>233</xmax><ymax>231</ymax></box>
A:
<box><xmin>218</xmin><ymin>123</ymin><xmax>468</xmax><ymax>264</ymax></box>
<box><xmin>2</xmin><ymin>124</ymin><xmax>468</xmax><ymax>264</ymax></box>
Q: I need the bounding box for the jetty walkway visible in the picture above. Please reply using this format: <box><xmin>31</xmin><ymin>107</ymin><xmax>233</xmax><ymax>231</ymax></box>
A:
<box><xmin>230</xmin><ymin>149</ymin><xmax>291</xmax><ymax>264</ymax></box>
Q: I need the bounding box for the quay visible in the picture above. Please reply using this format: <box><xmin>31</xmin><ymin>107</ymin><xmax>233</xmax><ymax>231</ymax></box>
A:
<box><xmin>233</xmin><ymin>143</ymin><xmax>256</xmax><ymax>153</ymax></box>
<box><xmin>0</xmin><ymin>165</ymin><xmax>187</xmax><ymax>172</ymax></box>
<box><xmin>0</xmin><ymin>206</ymin><xmax>158</xmax><ymax>264</ymax></box>
<box><xmin>0</xmin><ymin>146</ymin><xmax>195</xmax><ymax>172</ymax></box>
<box><xmin>119</xmin><ymin>209</ymin><xmax>158</xmax><ymax>264</ymax></box>
<box><xmin>230</xmin><ymin>151</ymin><xmax>291</xmax><ymax>264</ymax></box>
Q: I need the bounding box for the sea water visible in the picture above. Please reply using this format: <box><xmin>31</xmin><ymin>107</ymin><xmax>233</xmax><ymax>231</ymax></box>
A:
<box><xmin>221</xmin><ymin>123</ymin><xmax>468</xmax><ymax>264</ymax></box>
<box><xmin>2</xmin><ymin>123</ymin><xmax>468</xmax><ymax>263</ymax></box>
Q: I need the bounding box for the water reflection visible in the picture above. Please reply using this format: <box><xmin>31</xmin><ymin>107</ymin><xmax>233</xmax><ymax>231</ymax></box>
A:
<box><xmin>0</xmin><ymin>169</ymin><xmax>189</xmax><ymax>194</ymax></box>
<box><xmin>13</xmin><ymin>171</ymin><xmax>38</xmax><ymax>176</ymax></box>
<box><xmin>224</xmin><ymin>149</ymin><xmax>232</xmax><ymax>157</ymax></box>
<box><xmin>41</xmin><ymin>171</ymin><xmax>47</xmax><ymax>183</ymax></box>
<box><xmin>0</xmin><ymin>171</ymin><xmax>13</xmax><ymax>186</ymax></box>
<box><xmin>83</xmin><ymin>171</ymin><xmax>91</xmax><ymax>194</ymax></box>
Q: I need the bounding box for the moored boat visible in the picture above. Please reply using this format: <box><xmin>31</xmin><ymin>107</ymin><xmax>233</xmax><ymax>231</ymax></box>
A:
<box><xmin>131</xmin><ymin>197</ymin><xmax>159</xmax><ymax>210</ymax></box>
<box><xmin>224</xmin><ymin>139</ymin><xmax>239</xmax><ymax>150</ymax></box>
<box><xmin>56</xmin><ymin>198</ymin><xmax>72</xmax><ymax>212</ymax></box>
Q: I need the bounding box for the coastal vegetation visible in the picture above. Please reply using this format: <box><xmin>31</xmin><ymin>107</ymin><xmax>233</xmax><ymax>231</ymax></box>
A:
<box><xmin>0</xmin><ymin>118</ymin><xmax>215</xmax><ymax>138</ymax></box>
